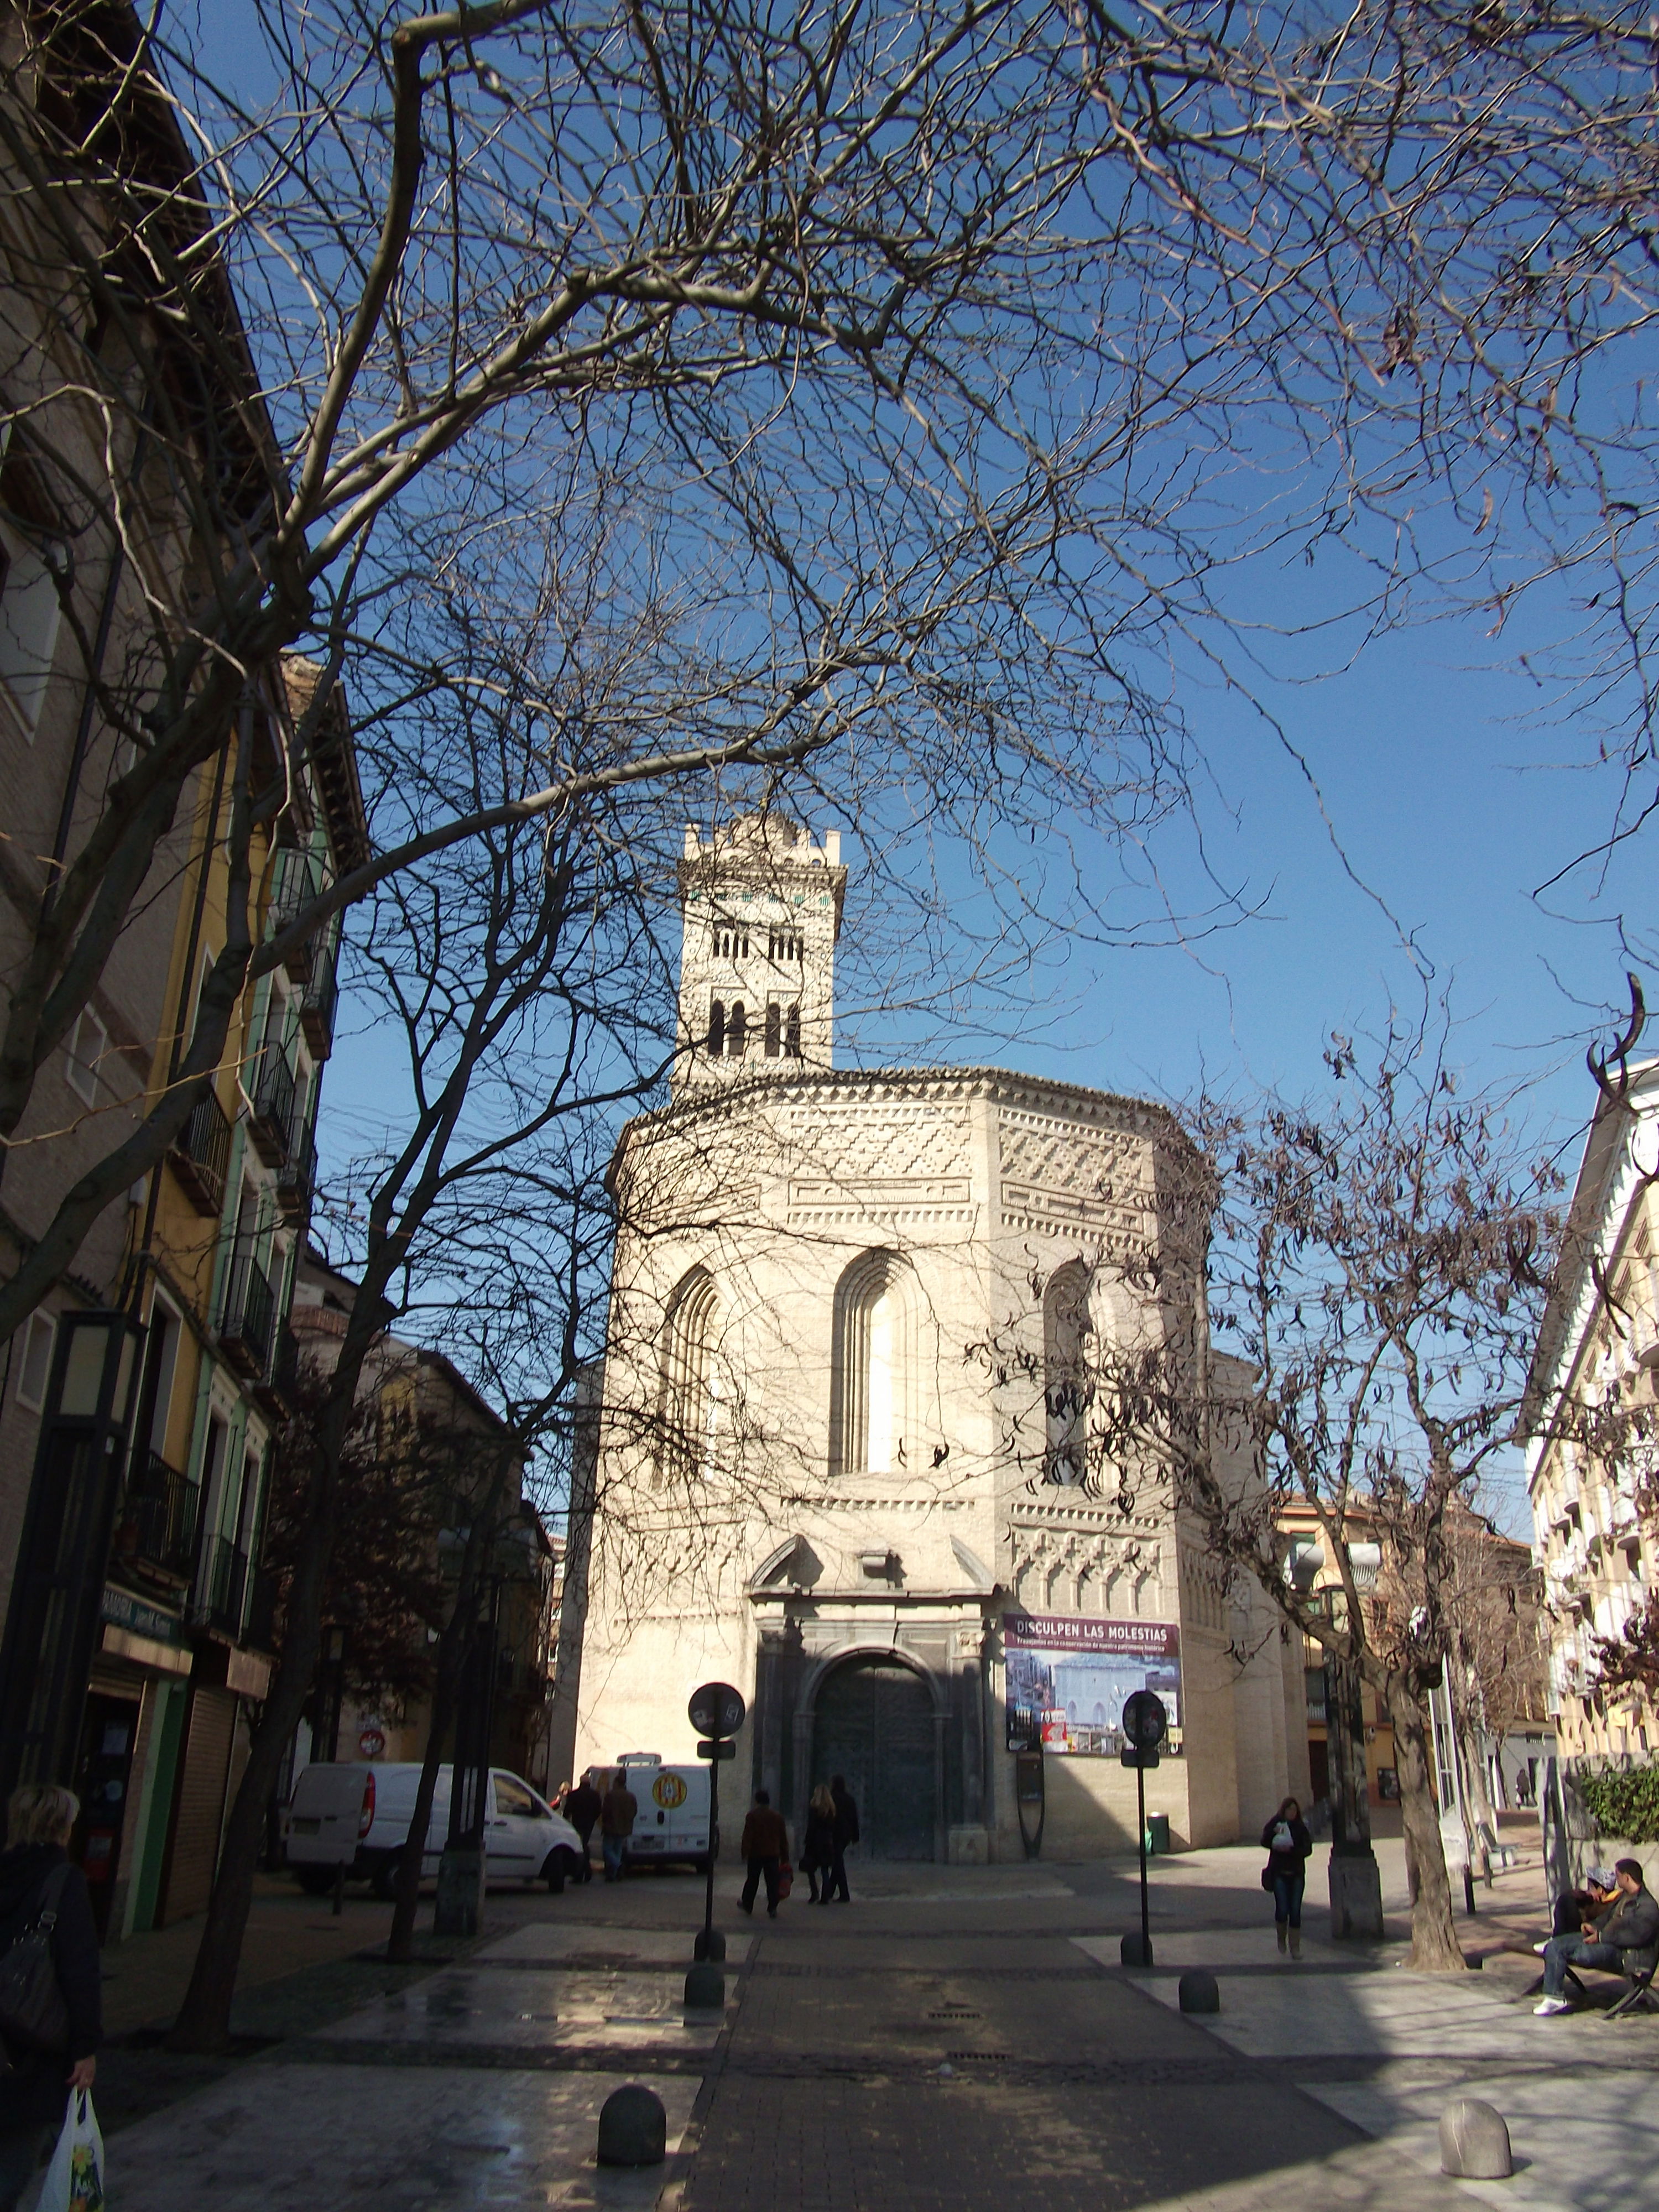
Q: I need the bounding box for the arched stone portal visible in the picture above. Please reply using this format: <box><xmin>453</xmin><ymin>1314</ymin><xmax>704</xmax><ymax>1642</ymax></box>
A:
<box><xmin>810</xmin><ymin>1653</ymin><xmax>938</xmax><ymax>1861</ymax></box>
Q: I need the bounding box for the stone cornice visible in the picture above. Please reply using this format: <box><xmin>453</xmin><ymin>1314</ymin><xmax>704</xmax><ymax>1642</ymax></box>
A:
<box><xmin>610</xmin><ymin>1061</ymin><xmax>1188</xmax><ymax>1180</ymax></box>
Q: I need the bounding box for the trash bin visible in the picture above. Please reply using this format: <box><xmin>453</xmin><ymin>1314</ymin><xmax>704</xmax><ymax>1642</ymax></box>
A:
<box><xmin>1144</xmin><ymin>1813</ymin><xmax>1171</xmax><ymax>1855</ymax></box>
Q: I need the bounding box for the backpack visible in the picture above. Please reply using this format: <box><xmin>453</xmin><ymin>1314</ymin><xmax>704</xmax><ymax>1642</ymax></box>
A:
<box><xmin>0</xmin><ymin>1864</ymin><xmax>71</xmax><ymax>2054</ymax></box>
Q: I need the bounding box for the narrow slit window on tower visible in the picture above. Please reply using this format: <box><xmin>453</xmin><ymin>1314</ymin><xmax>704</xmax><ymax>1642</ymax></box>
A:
<box><xmin>786</xmin><ymin>1004</ymin><xmax>801</xmax><ymax>1057</ymax></box>
<box><xmin>707</xmin><ymin>998</ymin><xmax>726</xmax><ymax>1055</ymax></box>
<box><xmin>765</xmin><ymin>1001</ymin><xmax>781</xmax><ymax>1057</ymax></box>
<box><xmin>727</xmin><ymin>1001</ymin><xmax>747</xmax><ymax>1056</ymax></box>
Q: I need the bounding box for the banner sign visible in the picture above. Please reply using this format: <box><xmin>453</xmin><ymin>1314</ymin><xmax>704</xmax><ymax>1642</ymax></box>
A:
<box><xmin>1003</xmin><ymin>1611</ymin><xmax>1183</xmax><ymax>1757</ymax></box>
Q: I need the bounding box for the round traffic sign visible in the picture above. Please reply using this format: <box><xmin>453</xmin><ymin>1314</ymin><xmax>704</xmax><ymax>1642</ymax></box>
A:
<box><xmin>1121</xmin><ymin>1690</ymin><xmax>1167</xmax><ymax>1751</ymax></box>
<box><xmin>687</xmin><ymin>1681</ymin><xmax>746</xmax><ymax>1739</ymax></box>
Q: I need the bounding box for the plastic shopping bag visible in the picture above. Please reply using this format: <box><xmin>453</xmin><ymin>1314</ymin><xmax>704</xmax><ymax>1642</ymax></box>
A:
<box><xmin>40</xmin><ymin>2089</ymin><xmax>105</xmax><ymax>2212</ymax></box>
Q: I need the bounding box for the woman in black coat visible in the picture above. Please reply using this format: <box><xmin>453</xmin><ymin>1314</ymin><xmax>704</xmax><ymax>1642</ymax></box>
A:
<box><xmin>0</xmin><ymin>1785</ymin><xmax>101</xmax><ymax>2211</ymax></box>
<box><xmin>1261</xmin><ymin>1794</ymin><xmax>1314</xmax><ymax>1960</ymax></box>
<box><xmin>802</xmin><ymin>1785</ymin><xmax>838</xmax><ymax>1906</ymax></box>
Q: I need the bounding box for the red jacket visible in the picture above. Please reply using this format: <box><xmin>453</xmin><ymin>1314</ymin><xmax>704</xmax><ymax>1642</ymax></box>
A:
<box><xmin>739</xmin><ymin>1806</ymin><xmax>789</xmax><ymax>1860</ymax></box>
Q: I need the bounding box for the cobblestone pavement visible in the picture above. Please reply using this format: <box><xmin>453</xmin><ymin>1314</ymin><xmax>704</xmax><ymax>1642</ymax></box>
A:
<box><xmin>69</xmin><ymin>1838</ymin><xmax>1658</xmax><ymax>2211</ymax></box>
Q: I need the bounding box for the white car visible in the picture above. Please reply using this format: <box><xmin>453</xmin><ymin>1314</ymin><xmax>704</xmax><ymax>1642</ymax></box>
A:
<box><xmin>285</xmin><ymin>1762</ymin><xmax>586</xmax><ymax>1896</ymax></box>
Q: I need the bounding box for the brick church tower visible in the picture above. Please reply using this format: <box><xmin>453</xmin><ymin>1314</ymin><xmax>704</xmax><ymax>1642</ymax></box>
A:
<box><xmin>673</xmin><ymin>812</ymin><xmax>846</xmax><ymax>1094</ymax></box>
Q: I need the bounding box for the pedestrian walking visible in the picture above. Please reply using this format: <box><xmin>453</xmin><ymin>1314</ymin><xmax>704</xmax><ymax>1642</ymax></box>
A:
<box><xmin>599</xmin><ymin>1769</ymin><xmax>637</xmax><ymax>1883</ymax></box>
<box><xmin>802</xmin><ymin>1785</ymin><xmax>837</xmax><ymax>1905</ymax></box>
<box><xmin>1261</xmin><ymin>1794</ymin><xmax>1313</xmax><ymax>1959</ymax></box>
<box><xmin>0</xmin><ymin>1785</ymin><xmax>100</xmax><ymax>2212</ymax></box>
<box><xmin>737</xmin><ymin>1789</ymin><xmax>790</xmax><ymax>1918</ymax></box>
<box><xmin>826</xmin><ymin>1773</ymin><xmax>859</xmax><ymax>1903</ymax></box>
<box><xmin>565</xmin><ymin>1772</ymin><xmax>601</xmax><ymax>1882</ymax></box>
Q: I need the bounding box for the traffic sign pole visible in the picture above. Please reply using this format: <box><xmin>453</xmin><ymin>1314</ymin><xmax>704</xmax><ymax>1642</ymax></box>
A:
<box><xmin>687</xmin><ymin>1682</ymin><xmax>746</xmax><ymax>1973</ymax></box>
<box><xmin>702</xmin><ymin>1750</ymin><xmax>719</xmax><ymax>1958</ymax></box>
<box><xmin>1137</xmin><ymin>1759</ymin><xmax>1150</xmax><ymax>1967</ymax></box>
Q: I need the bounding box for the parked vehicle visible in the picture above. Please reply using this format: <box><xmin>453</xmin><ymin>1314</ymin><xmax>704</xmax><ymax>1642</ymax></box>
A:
<box><xmin>609</xmin><ymin>1754</ymin><xmax>713</xmax><ymax>1872</ymax></box>
<box><xmin>284</xmin><ymin>1763</ymin><xmax>585</xmax><ymax>1896</ymax></box>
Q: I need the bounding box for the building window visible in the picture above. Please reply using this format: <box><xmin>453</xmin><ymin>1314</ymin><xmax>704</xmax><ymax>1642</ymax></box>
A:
<box><xmin>786</xmin><ymin>1004</ymin><xmax>801</xmax><ymax>1057</ymax></box>
<box><xmin>64</xmin><ymin>1007</ymin><xmax>108</xmax><ymax>1108</ymax></box>
<box><xmin>768</xmin><ymin>931</ymin><xmax>802</xmax><ymax>961</ymax></box>
<box><xmin>830</xmin><ymin>1249</ymin><xmax>920</xmax><ymax>1477</ymax></box>
<box><xmin>658</xmin><ymin>1267</ymin><xmax>719</xmax><ymax>1480</ymax></box>
<box><xmin>1044</xmin><ymin>1259</ymin><xmax>1093</xmax><ymax>1485</ymax></box>
<box><xmin>707</xmin><ymin>999</ymin><xmax>726</xmax><ymax>1055</ymax></box>
<box><xmin>765</xmin><ymin>1001</ymin><xmax>781</xmax><ymax>1057</ymax></box>
<box><xmin>0</xmin><ymin>435</ymin><xmax>64</xmax><ymax>733</ymax></box>
<box><xmin>727</xmin><ymin>1001</ymin><xmax>747</xmax><ymax>1056</ymax></box>
<box><xmin>711</xmin><ymin>926</ymin><xmax>749</xmax><ymax>958</ymax></box>
<box><xmin>14</xmin><ymin>1312</ymin><xmax>56</xmax><ymax>1410</ymax></box>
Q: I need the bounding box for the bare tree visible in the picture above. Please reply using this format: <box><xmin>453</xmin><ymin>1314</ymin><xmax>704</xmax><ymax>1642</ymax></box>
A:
<box><xmin>1019</xmin><ymin>1030</ymin><xmax>1569</xmax><ymax>1969</ymax></box>
<box><xmin>8</xmin><ymin>0</ymin><xmax>1659</xmax><ymax>1348</ymax></box>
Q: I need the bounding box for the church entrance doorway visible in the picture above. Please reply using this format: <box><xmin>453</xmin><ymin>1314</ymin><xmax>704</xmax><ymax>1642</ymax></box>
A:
<box><xmin>810</xmin><ymin>1654</ymin><xmax>936</xmax><ymax>1860</ymax></box>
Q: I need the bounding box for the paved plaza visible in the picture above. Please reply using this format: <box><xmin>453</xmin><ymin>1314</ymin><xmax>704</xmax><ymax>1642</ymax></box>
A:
<box><xmin>64</xmin><ymin>1839</ymin><xmax>1658</xmax><ymax>2211</ymax></box>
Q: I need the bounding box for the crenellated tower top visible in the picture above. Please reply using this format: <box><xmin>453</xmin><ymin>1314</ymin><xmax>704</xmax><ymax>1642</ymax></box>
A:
<box><xmin>674</xmin><ymin>812</ymin><xmax>846</xmax><ymax>1094</ymax></box>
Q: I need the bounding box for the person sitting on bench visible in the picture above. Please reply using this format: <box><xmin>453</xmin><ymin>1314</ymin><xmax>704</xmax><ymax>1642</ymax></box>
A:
<box><xmin>1551</xmin><ymin>1865</ymin><xmax>1615</xmax><ymax>1938</ymax></box>
<box><xmin>1535</xmin><ymin>1858</ymin><xmax>1659</xmax><ymax>2015</ymax></box>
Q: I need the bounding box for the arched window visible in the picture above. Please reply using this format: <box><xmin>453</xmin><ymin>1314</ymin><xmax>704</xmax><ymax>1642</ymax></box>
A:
<box><xmin>707</xmin><ymin>999</ymin><xmax>726</xmax><ymax>1055</ymax></box>
<box><xmin>1044</xmin><ymin>1259</ymin><xmax>1093</xmax><ymax>1486</ymax></box>
<box><xmin>830</xmin><ymin>1249</ymin><xmax>920</xmax><ymax>1477</ymax></box>
<box><xmin>658</xmin><ymin>1267</ymin><xmax>719</xmax><ymax>1479</ymax></box>
<box><xmin>727</xmin><ymin>1001</ymin><xmax>747</xmax><ymax>1056</ymax></box>
<box><xmin>764</xmin><ymin>1001</ymin><xmax>782</xmax><ymax>1057</ymax></box>
<box><xmin>785</xmin><ymin>1004</ymin><xmax>801</xmax><ymax>1057</ymax></box>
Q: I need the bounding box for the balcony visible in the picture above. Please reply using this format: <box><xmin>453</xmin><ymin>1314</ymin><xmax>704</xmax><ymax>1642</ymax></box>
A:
<box><xmin>220</xmin><ymin>1251</ymin><xmax>274</xmax><ymax>1376</ymax></box>
<box><xmin>300</xmin><ymin>941</ymin><xmax>336</xmax><ymax>1060</ymax></box>
<box><xmin>276</xmin><ymin>1123</ymin><xmax>315</xmax><ymax>1226</ymax></box>
<box><xmin>170</xmin><ymin>1088</ymin><xmax>231</xmax><ymax>1217</ymax></box>
<box><xmin>269</xmin><ymin>848</ymin><xmax>328</xmax><ymax>982</ymax></box>
<box><xmin>111</xmin><ymin>1452</ymin><xmax>201</xmax><ymax>1584</ymax></box>
<box><xmin>243</xmin><ymin>1563</ymin><xmax>280</xmax><ymax>1653</ymax></box>
<box><xmin>254</xmin><ymin>1322</ymin><xmax>299</xmax><ymax>1418</ymax></box>
<box><xmin>196</xmin><ymin>1534</ymin><xmax>249</xmax><ymax>1637</ymax></box>
<box><xmin>248</xmin><ymin>1046</ymin><xmax>296</xmax><ymax>1167</ymax></box>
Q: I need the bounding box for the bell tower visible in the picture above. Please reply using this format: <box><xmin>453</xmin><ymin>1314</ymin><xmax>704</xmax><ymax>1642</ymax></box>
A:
<box><xmin>675</xmin><ymin>813</ymin><xmax>846</xmax><ymax>1094</ymax></box>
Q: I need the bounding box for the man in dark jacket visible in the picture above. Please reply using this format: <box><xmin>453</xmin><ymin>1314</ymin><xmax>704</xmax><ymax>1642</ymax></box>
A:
<box><xmin>737</xmin><ymin>1790</ymin><xmax>789</xmax><ymax>1918</ymax></box>
<box><xmin>0</xmin><ymin>1785</ymin><xmax>100</xmax><ymax>2212</ymax></box>
<box><xmin>1536</xmin><ymin>1857</ymin><xmax>1659</xmax><ymax>2013</ymax></box>
<box><xmin>599</xmin><ymin>1771</ymin><xmax>638</xmax><ymax>1883</ymax></box>
<box><xmin>825</xmin><ymin>1775</ymin><xmax>859</xmax><ymax>1903</ymax></box>
<box><xmin>564</xmin><ymin>1775</ymin><xmax>601</xmax><ymax>1882</ymax></box>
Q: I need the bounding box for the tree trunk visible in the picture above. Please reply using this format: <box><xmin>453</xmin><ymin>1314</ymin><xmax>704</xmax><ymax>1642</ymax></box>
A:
<box><xmin>166</xmin><ymin>1500</ymin><xmax>334</xmax><ymax>2049</ymax></box>
<box><xmin>385</xmin><ymin>1607</ymin><xmax>468</xmax><ymax>1963</ymax></box>
<box><xmin>1385</xmin><ymin>1673</ymin><xmax>1466</xmax><ymax>1971</ymax></box>
<box><xmin>168</xmin><ymin>1298</ymin><xmax>383</xmax><ymax>2051</ymax></box>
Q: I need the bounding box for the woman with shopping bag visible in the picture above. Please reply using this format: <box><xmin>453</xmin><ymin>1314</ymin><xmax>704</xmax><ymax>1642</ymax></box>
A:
<box><xmin>0</xmin><ymin>1786</ymin><xmax>101</xmax><ymax>2210</ymax></box>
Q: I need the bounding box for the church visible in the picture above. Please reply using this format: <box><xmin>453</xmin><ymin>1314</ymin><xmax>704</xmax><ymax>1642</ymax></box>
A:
<box><xmin>568</xmin><ymin>814</ymin><xmax>1307</xmax><ymax>1860</ymax></box>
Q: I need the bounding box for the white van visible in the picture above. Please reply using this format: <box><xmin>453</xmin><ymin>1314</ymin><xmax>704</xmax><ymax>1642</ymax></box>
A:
<box><xmin>611</xmin><ymin>1754</ymin><xmax>713</xmax><ymax>1871</ymax></box>
<box><xmin>285</xmin><ymin>1764</ymin><xmax>585</xmax><ymax>1896</ymax></box>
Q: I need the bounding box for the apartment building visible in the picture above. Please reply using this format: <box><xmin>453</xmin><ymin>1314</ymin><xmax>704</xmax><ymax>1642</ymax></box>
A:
<box><xmin>0</xmin><ymin>8</ymin><xmax>367</xmax><ymax>1937</ymax></box>
<box><xmin>1525</xmin><ymin>1059</ymin><xmax>1658</xmax><ymax>1762</ymax></box>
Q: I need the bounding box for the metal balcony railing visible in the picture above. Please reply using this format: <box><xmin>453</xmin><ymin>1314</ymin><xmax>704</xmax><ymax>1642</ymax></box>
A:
<box><xmin>269</xmin><ymin>848</ymin><xmax>329</xmax><ymax>980</ymax></box>
<box><xmin>299</xmin><ymin>940</ymin><xmax>337</xmax><ymax>1060</ymax></box>
<box><xmin>170</xmin><ymin>1087</ymin><xmax>231</xmax><ymax>1217</ymax></box>
<box><xmin>111</xmin><ymin>1452</ymin><xmax>201</xmax><ymax>1583</ymax></box>
<box><xmin>248</xmin><ymin>1046</ymin><xmax>296</xmax><ymax>1167</ymax></box>
<box><xmin>243</xmin><ymin>1563</ymin><xmax>280</xmax><ymax>1653</ymax></box>
<box><xmin>276</xmin><ymin>1123</ymin><xmax>315</xmax><ymax>1225</ymax></box>
<box><xmin>220</xmin><ymin>1251</ymin><xmax>274</xmax><ymax>1376</ymax></box>
<box><xmin>197</xmin><ymin>1535</ymin><xmax>249</xmax><ymax>1637</ymax></box>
